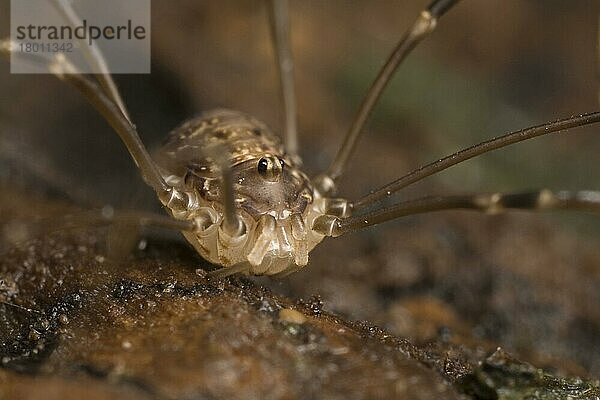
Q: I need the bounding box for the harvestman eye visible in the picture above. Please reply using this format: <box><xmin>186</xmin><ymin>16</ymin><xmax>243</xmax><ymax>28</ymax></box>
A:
<box><xmin>257</xmin><ymin>157</ymin><xmax>270</xmax><ymax>175</ymax></box>
<box><xmin>2</xmin><ymin>0</ymin><xmax>599</xmax><ymax>279</ymax></box>
<box><xmin>257</xmin><ymin>156</ymin><xmax>283</xmax><ymax>182</ymax></box>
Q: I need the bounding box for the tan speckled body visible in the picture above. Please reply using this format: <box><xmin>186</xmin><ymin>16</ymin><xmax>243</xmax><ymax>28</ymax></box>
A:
<box><xmin>156</xmin><ymin>109</ymin><xmax>326</xmax><ymax>275</ymax></box>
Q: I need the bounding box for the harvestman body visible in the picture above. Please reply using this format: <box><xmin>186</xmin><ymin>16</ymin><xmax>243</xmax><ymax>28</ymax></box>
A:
<box><xmin>157</xmin><ymin>110</ymin><xmax>325</xmax><ymax>275</ymax></box>
<box><xmin>2</xmin><ymin>0</ymin><xmax>600</xmax><ymax>278</ymax></box>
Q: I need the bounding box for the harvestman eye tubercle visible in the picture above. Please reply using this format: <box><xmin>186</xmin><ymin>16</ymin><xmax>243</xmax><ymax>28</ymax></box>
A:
<box><xmin>1</xmin><ymin>0</ymin><xmax>599</xmax><ymax>279</ymax></box>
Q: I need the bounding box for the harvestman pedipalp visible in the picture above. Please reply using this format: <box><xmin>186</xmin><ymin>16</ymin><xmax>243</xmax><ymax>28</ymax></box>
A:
<box><xmin>1</xmin><ymin>0</ymin><xmax>599</xmax><ymax>278</ymax></box>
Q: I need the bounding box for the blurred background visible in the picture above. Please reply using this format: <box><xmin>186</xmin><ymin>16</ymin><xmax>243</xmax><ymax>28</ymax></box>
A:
<box><xmin>1</xmin><ymin>0</ymin><xmax>599</xmax><ymax>376</ymax></box>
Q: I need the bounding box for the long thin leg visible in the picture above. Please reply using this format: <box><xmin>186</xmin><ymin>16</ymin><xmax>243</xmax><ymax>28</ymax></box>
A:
<box><xmin>0</xmin><ymin>133</ymin><xmax>95</xmax><ymax>206</ymax></box>
<box><xmin>1</xmin><ymin>39</ymin><xmax>168</xmax><ymax>195</ymax></box>
<box><xmin>351</xmin><ymin>112</ymin><xmax>600</xmax><ymax>212</ymax></box>
<box><xmin>203</xmin><ymin>144</ymin><xmax>243</xmax><ymax>237</ymax></box>
<box><xmin>50</xmin><ymin>0</ymin><xmax>131</xmax><ymax>122</ymax></box>
<box><xmin>598</xmin><ymin>8</ymin><xmax>600</xmax><ymax>107</ymax></box>
<box><xmin>2</xmin><ymin>208</ymin><xmax>195</xmax><ymax>247</ymax></box>
<box><xmin>219</xmin><ymin>155</ymin><xmax>243</xmax><ymax>236</ymax></box>
<box><xmin>267</xmin><ymin>0</ymin><xmax>299</xmax><ymax>160</ymax></box>
<box><xmin>313</xmin><ymin>190</ymin><xmax>600</xmax><ymax>237</ymax></box>
<box><xmin>317</xmin><ymin>0</ymin><xmax>462</xmax><ymax>193</ymax></box>
<box><xmin>207</xmin><ymin>262</ymin><xmax>251</xmax><ymax>279</ymax></box>
<box><xmin>58</xmin><ymin>65</ymin><xmax>169</xmax><ymax>194</ymax></box>
<box><xmin>0</xmin><ymin>301</ymin><xmax>42</xmax><ymax>315</ymax></box>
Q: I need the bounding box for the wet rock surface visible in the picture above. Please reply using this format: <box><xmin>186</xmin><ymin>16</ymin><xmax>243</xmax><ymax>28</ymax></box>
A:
<box><xmin>0</xmin><ymin>223</ymin><xmax>457</xmax><ymax>398</ymax></box>
<box><xmin>1</xmin><ymin>188</ymin><xmax>599</xmax><ymax>400</ymax></box>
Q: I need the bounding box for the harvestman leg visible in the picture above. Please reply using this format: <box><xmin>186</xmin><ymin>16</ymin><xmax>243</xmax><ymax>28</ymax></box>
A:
<box><xmin>1</xmin><ymin>40</ymin><xmax>243</xmax><ymax>238</ymax></box>
<box><xmin>598</xmin><ymin>7</ymin><xmax>600</xmax><ymax>107</ymax></box>
<box><xmin>312</xmin><ymin>112</ymin><xmax>600</xmax><ymax>236</ymax></box>
<box><xmin>267</xmin><ymin>0</ymin><xmax>299</xmax><ymax>160</ymax></box>
<box><xmin>2</xmin><ymin>208</ymin><xmax>195</xmax><ymax>248</ymax></box>
<box><xmin>0</xmin><ymin>41</ymin><xmax>168</xmax><ymax>194</ymax></box>
<box><xmin>0</xmin><ymin>41</ymin><xmax>201</xmax><ymax>246</ymax></box>
<box><xmin>49</xmin><ymin>0</ymin><xmax>131</xmax><ymax>122</ymax></box>
<box><xmin>0</xmin><ymin>301</ymin><xmax>41</xmax><ymax>315</ymax></box>
<box><xmin>0</xmin><ymin>134</ymin><xmax>95</xmax><ymax>206</ymax></box>
<box><xmin>314</xmin><ymin>190</ymin><xmax>600</xmax><ymax>237</ymax></box>
<box><xmin>207</xmin><ymin>262</ymin><xmax>252</xmax><ymax>279</ymax></box>
<box><xmin>1</xmin><ymin>43</ymin><xmax>184</xmax><ymax>215</ymax></box>
<box><xmin>206</xmin><ymin>144</ymin><xmax>245</xmax><ymax>236</ymax></box>
<box><xmin>54</xmin><ymin>64</ymin><xmax>172</xmax><ymax>195</ymax></box>
<box><xmin>41</xmin><ymin>51</ymin><xmax>243</xmax><ymax>237</ymax></box>
<box><xmin>316</xmin><ymin>0</ymin><xmax>462</xmax><ymax>194</ymax></box>
<box><xmin>351</xmin><ymin>112</ymin><xmax>600</xmax><ymax>212</ymax></box>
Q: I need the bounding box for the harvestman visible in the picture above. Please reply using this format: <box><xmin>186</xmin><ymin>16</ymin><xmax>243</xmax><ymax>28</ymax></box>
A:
<box><xmin>1</xmin><ymin>0</ymin><xmax>600</xmax><ymax>278</ymax></box>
